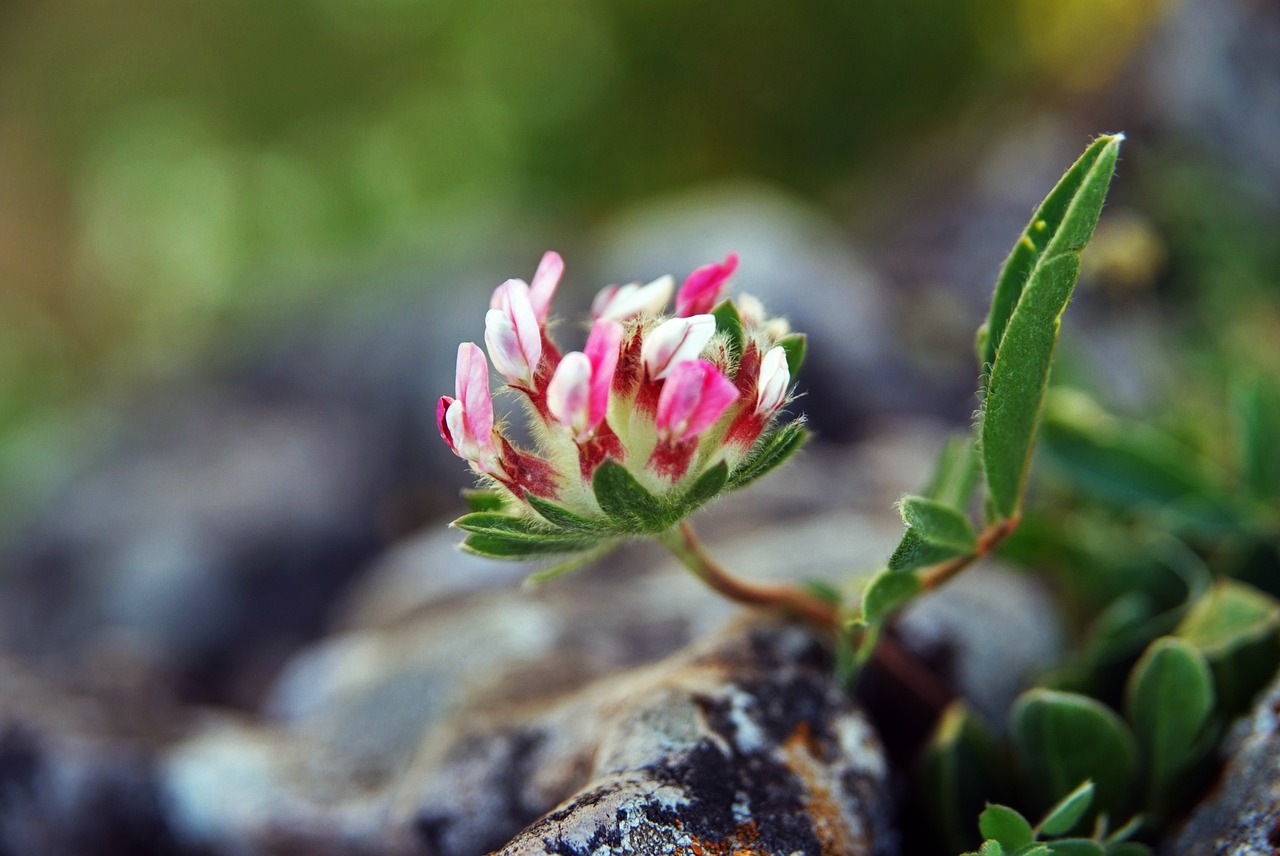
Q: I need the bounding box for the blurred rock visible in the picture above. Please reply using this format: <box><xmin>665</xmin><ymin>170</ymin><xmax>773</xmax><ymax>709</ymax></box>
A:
<box><xmin>0</xmin><ymin>652</ymin><xmax>186</xmax><ymax>856</ymax></box>
<box><xmin>1170</xmin><ymin>670</ymin><xmax>1280</xmax><ymax>856</ymax></box>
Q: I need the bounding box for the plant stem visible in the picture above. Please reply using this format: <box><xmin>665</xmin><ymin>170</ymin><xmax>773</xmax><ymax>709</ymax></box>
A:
<box><xmin>918</xmin><ymin>515</ymin><xmax>1021</xmax><ymax>592</ymax></box>
<box><xmin>659</xmin><ymin>520</ymin><xmax>839</xmax><ymax>628</ymax></box>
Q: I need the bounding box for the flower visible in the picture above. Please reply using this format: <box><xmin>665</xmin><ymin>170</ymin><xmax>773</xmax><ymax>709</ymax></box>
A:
<box><xmin>441</xmin><ymin>251</ymin><xmax>809</xmax><ymax>565</ymax></box>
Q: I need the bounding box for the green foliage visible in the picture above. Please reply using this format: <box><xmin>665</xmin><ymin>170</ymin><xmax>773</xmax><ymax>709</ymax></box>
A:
<box><xmin>1010</xmin><ymin>690</ymin><xmax>1138</xmax><ymax>822</ymax></box>
<box><xmin>777</xmin><ymin>333</ymin><xmax>808</xmax><ymax>380</ymax></box>
<box><xmin>711</xmin><ymin>299</ymin><xmax>746</xmax><ymax>356</ymax></box>
<box><xmin>889</xmin><ymin>495</ymin><xmax>979</xmax><ymax>571</ymax></box>
<box><xmin>920</xmin><ymin>703</ymin><xmax>1005</xmax><ymax>855</ymax></box>
<box><xmin>1174</xmin><ymin>579</ymin><xmax>1280</xmax><ymax>716</ymax></box>
<box><xmin>924</xmin><ymin>435</ymin><xmax>982</xmax><ymax>512</ymax></box>
<box><xmin>1038</xmin><ymin>781</ymin><xmax>1097</xmax><ymax>837</ymax></box>
<box><xmin>725</xmin><ymin>421</ymin><xmax>810</xmax><ymax>491</ymax></box>
<box><xmin>1124</xmin><ymin>638</ymin><xmax>1215</xmax><ymax>805</ymax></box>
<box><xmin>979</xmin><ymin>804</ymin><xmax>1034</xmax><ymax>851</ymax></box>
<box><xmin>862</xmin><ymin>569</ymin><xmax>922</xmax><ymax>624</ymax></box>
<box><xmin>981</xmin><ymin>135</ymin><xmax>1123</xmax><ymax>520</ymax></box>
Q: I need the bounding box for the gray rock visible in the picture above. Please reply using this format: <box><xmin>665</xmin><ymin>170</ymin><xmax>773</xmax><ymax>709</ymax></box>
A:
<box><xmin>401</xmin><ymin>617</ymin><xmax>895</xmax><ymax>856</ymax></box>
<box><xmin>1170</xmin><ymin>670</ymin><xmax>1280</xmax><ymax>856</ymax></box>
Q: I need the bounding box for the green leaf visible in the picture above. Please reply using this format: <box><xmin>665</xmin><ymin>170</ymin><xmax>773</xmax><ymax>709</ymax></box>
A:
<box><xmin>1015</xmin><ymin>846</ymin><xmax>1051</xmax><ymax>856</ymax></box>
<box><xmin>980</xmin><ymin>135</ymin><xmax>1123</xmax><ymax>520</ymax></box>
<box><xmin>862</xmin><ymin>569</ymin><xmax>922</xmax><ymax>624</ymax></box>
<box><xmin>1232</xmin><ymin>373</ymin><xmax>1280</xmax><ymax>502</ymax></box>
<box><xmin>979</xmin><ymin>805</ymin><xmax>1034</xmax><ymax>852</ymax></box>
<box><xmin>778</xmin><ymin>333</ymin><xmax>807</xmax><ymax>378</ymax></box>
<box><xmin>711</xmin><ymin>299</ymin><xmax>746</xmax><ymax>356</ymax></box>
<box><xmin>888</xmin><ymin>495</ymin><xmax>978</xmax><ymax>571</ymax></box>
<box><xmin>726</xmin><ymin>421</ymin><xmax>808</xmax><ymax>490</ymax></box>
<box><xmin>924</xmin><ymin>434</ymin><xmax>981</xmax><ymax>511</ymax></box>
<box><xmin>979</xmin><ymin>841</ymin><xmax>1005</xmax><ymax>856</ymax></box>
<box><xmin>592</xmin><ymin>459</ymin><xmax>672</xmax><ymax>533</ymax></box>
<box><xmin>681</xmin><ymin>460</ymin><xmax>729</xmax><ymax>511</ymax></box>
<box><xmin>1038</xmin><ymin>781</ymin><xmax>1095</xmax><ymax>837</ymax></box>
<box><xmin>1044</xmin><ymin>840</ymin><xmax>1104</xmax><ymax>856</ymax></box>
<box><xmin>524</xmin><ymin>493</ymin><xmax>611</xmax><ymax>533</ymax></box>
<box><xmin>461</xmin><ymin>488</ymin><xmax>506</xmax><ymax>512</ymax></box>
<box><xmin>1175</xmin><ymin>579</ymin><xmax>1280</xmax><ymax>715</ymax></box>
<box><xmin>1124</xmin><ymin>637</ymin><xmax>1214</xmax><ymax>803</ymax></box>
<box><xmin>1011</xmin><ymin>689</ymin><xmax>1138</xmax><ymax>822</ymax></box>
<box><xmin>918</xmin><ymin>702</ymin><xmax>1004</xmax><ymax>855</ymax></box>
<box><xmin>453</xmin><ymin>512</ymin><xmax>602</xmax><ymax>558</ymax></box>
<box><xmin>461</xmin><ymin>531</ymin><xmax>597</xmax><ymax>560</ymax></box>
<box><xmin>981</xmin><ymin>134</ymin><xmax>1124</xmax><ymax>373</ymax></box>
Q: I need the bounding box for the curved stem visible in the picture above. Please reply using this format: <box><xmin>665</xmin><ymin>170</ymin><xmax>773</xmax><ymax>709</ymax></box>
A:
<box><xmin>659</xmin><ymin>520</ymin><xmax>839</xmax><ymax>628</ymax></box>
<box><xmin>918</xmin><ymin>515</ymin><xmax>1021</xmax><ymax>592</ymax></box>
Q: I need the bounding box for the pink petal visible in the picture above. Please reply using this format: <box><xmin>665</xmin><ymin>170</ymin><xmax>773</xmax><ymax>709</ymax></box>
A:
<box><xmin>755</xmin><ymin>345</ymin><xmax>790</xmax><ymax>416</ymax></box>
<box><xmin>656</xmin><ymin>359</ymin><xmax>741</xmax><ymax>443</ymax></box>
<box><xmin>584</xmin><ymin>319</ymin><xmax>623</xmax><ymax>429</ymax></box>
<box><xmin>456</xmin><ymin>343</ymin><xmax>494</xmax><ymax>442</ymax></box>
<box><xmin>676</xmin><ymin>253</ymin><xmax>738</xmax><ymax>317</ymax></box>
<box><xmin>546</xmin><ymin>352</ymin><xmax>592</xmax><ymax>437</ymax></box>
<box><xmin>436</xmin><ymin>395</ymin><xmax>458</xmax><ymax>454</ymax></box>
<box><xmin>485</xmin><ymin>281</ymin><xmax>542</xmax><ymax>386</ymax></box>
<box><xmin>641</xmin><ymin>314</ymin><xmax>716</xmax><ymax>380</ymax></box>
<box><xmin>528</xmin><ymin>251</ymin><xmax>563</xmax><ymax>324</ymax></box>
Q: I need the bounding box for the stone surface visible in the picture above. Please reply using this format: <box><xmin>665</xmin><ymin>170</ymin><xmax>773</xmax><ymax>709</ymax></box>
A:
<box><xmin>404</xmin><ymin>618</ymin><xmax>894</xmax><ymax>856</ymax></box>
<box><xmin>1170</xmin><ymin>670</ymin><xmax>1280</xmax><ymax>856</ymax></box>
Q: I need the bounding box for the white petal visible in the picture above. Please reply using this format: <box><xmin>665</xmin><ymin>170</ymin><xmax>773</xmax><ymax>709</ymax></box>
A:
<box><xmin>641</xmin><ymin>314</ymin><xmax>716</xmax><ymax>380</ymax></box>
<box><xmin>755</xmin><ymin>346</ymin><xmax>790</xmax><ymax>416</ymax></box>
<box><xmin>546</xmin><ymin>351</ymin><xmax>593</xmax><ymax>438</ymax></box>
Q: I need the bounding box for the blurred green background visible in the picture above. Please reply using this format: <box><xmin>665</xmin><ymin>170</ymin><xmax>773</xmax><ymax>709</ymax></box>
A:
<box><xmin>0</xmin><ymin>0</ymin><xmax>1185</xmax><ymax>519</ymax></box>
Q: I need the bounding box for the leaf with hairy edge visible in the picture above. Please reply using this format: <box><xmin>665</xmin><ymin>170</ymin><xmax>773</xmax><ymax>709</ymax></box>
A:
<box><xmin>888</xmin><ymin>495</ymin><xmax>978</xmax><ymax>572</ymax></box>
<box><xmin>524</xmin><ymin>493</ymin><xmax>612</xmax><ymax>533</ymax></box>
<box><xmin>979</xmin><ymin>804</ymin><xmax>1034</xmax><ymax>852</ymax></box>
<box><xmin>1038</xmin><ymin>781</ymin><xmax>1095</xmax><ymax>837</ymax></box>
<box><xmin>592</xmin><ymin>459</ymin><xmax>672</xmax><ymax>533</ymax></box>
<box><xmin>461</xmin><ymin>532</ymin><xmax>599</xmax><ymax>559</ymax></box>
<box><xmin>523</xmin><ymin>546</ymin><xmax>613</xmax><ymax>585</ymax></box>
<box><xmin>681</xmin><ymin>460</ymin><xmax>729</xmax><ymax>511</ymax></box>
<box><xmin>727</xmin><ymin>421</ymin><xmax>808</xmax><ymax>490</ymax></box>
<box><xmin>981</xmin><ymin>135</ymin><xmax>1122</xmax><ymax>521</ymax></box>
<box><xmin>1125</xmin><ymin>637</ymin><xmax>1214</xmax><ymax>803</ymax></box>
<box><xmin>862</xmin><ymin>569</ymin><xmax>921</xmax><ymax>624</ymax></box>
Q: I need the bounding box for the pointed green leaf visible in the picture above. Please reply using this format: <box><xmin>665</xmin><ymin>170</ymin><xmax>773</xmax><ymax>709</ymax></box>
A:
<box><xmin>462</xmin><ymin>488</ymin><xmax>507</xmax><ymax>513</ymax></box>
<box><xmin>711</xmin><ymin>299</ymin><xmax>746</xmax><ymax>355</ymax></box>
<box><xmin>862</xmin><ymin>569</ymin><xmax>921</xmax><ymax>624</ymax></box>
<box><xmin>980</xmin><ymin>135</ymin><xmax>1123</xmax><ymax>520</ymax></box>
<box><xmin>1038</xmin><ymin>781</ymin><xmax>1095</xmax><ymax>837</ymax></box>
<box><xmin>452</xmin><ymin>511</ymin><xmax>547</xmax><ymax>538</ymax></box>
<box><xmin>1044</xmin><ymin>840</ymin><xmax>1104</xmax><ymax>856</ymax></box>
<box><xmin>1124</xmin><ymin>637</ymin><xmax>1214</xmax><ymax>803</ymax></box>
<box><xmin>924</xmin><ymin>434</ymin><xmax>981</xmax><ymax>511</ymax></box>
<box><xmin>524</xmin><ymin>493</ymin><xmax>612</xmax><ymax>533</ymax></box>
<box><xmin>888</xmin><ymin>495</ymin><xmax>978</xmax><ymax>571</ymax></box>
<box><xmin>681</xmin><ymin>460</ymin><xmax>729</xmax><ymax>511</ymax></box>
<box><xmin>461</xmin><ymin>531</ymin><xmax>598</xmax><ymax>560</ymax></box>
<box><xmin>1011</xmin><ymin>690</ymin><xmax>1138</xmax><ymax>822</ymax></box>
<box><xmin>1016</xmin><ymin>846</ymin><xmax>1051</xmax><ymax>856</ymax></box>
<box><xmin>778</xmin><ymin>333</ymin><xmax>807</xmax><ymax>378</ymax></box>
<box><xmin>979</xmin><ymin>805</ymin><xmax>1034</xmax><ymax>852</ymax></box>
<box><xmin>726</xmin><ymin>421</ymin><xmax>808</xmax><ymax>490</ymax></box>
<box><xmin>979</xmin><ymin>842</ymin><xmax>1005</xmax><ymax>856</ymax></box>
<box><xmin>592</xmin><ymin>459</ymin><xmax>672</xmax><ymax>533</ymax></box>
<box><xmin>981</xmin><ymin>134</ymin><xmax>1124</xmax><ymax>373</ymax></box>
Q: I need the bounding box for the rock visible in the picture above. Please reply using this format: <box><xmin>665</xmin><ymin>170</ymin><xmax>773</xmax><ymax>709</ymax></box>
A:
<box><xmin>1170</xmin><ymin>670</ymin><xmax>1280</xmax><ymax>856</ymax></box>
<box><xmin>400</xmin><ymin>617</ymin><xmax>895</xmax><ymax>856</ymax></box>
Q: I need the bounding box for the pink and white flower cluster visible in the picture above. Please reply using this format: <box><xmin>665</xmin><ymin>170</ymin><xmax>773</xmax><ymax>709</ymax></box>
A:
<box><xmin>438</xmin><ymin>251</ymin><xmax>799</xmax><ymax>513</ymax></box>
